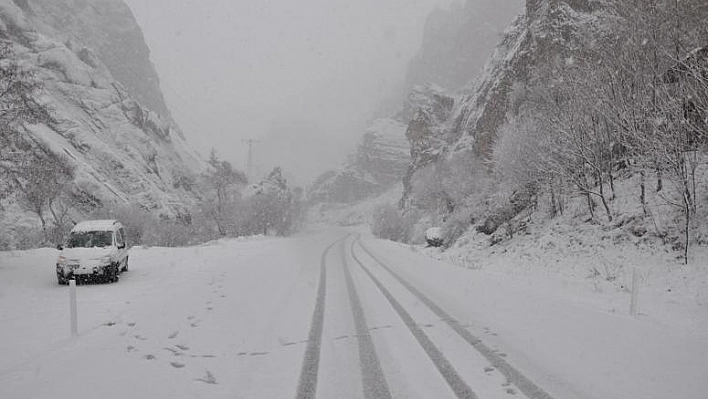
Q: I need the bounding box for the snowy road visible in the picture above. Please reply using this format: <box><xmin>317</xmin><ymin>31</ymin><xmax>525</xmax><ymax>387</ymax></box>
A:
<box><xmin>1</xmin><ymin>229</ymin><xmax>707</xmax><ymax>399</ymax></box>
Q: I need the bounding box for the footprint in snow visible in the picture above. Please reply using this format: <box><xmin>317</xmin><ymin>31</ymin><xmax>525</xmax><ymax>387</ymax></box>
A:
<box><xmin>195</xmin><ymin>370</ymin><xmax>217</xmax><ymax>385</ymax></box>
<box><xmin>237</xmin><ymin>352</ymin><xmax>248</xmax><ymax>356</ymax></box>
<box><xmin>176</xmin><ymin>344</ymin><xmax>190</xmax><ymax>351</ymax></box>
<box><xmin>134</xmin><ymin>334</ymin><xmax>147</xmax><ymax>341</ymax></box>
<box><xmin>127</xmin><ymin>322</ymin><xmax>136</xmax><ymax>327</ymax></box>
<box><xmin>484</xmin><ymin>367</ymin><xmax>495</xmax><ymax>373</ymax></box>
<box><xmin>170</xmin><ymin>362</ymin><xmax>185</xmax><ymax>369</ymax></box>
<box><xmin>144</xmin><ymin>354</ymin><xmax>156</xmax><ymax>360</ymax></box>
<box><xmin>126</xmin><ymin>346</ymin><xmax>136</xmax><ymax>352</ymax></box>
<box><xmin>164</xmin><ymin>347</ymin><xmax>183</xmax><ymax>356</ymax></box>
<box><xmin>282</xmin><ymin>339</ymin><xmax>308</xmax><ymax>346</ymax></box>
<box><xmin>249</xmin><ymin>352</ymin><xmax>269</xmax><ymax>357</ymax></box>
<box><xmin>187</xmin><ymin>316</ymin><xmax>195</xmax><ymax>320</ymax></box>
<box><xmin>506</xmin><ymin>388</ymin><xmax>517</xmax><ymax>395</ymax></box>
<box><xmin>168</xmin><ymin>331</ymin><xmax>179</xmax><ymax>339</ymax></box>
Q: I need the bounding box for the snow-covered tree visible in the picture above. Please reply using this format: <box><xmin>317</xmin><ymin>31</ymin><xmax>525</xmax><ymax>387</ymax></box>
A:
<box><xmin>246</xmin><ymin>167</ymin><xmax>294</xmax><ymax>236</ymax></box>
<box><xmin>198</xmin><ymin>149</ymin><xmax>247</xmax><ymax>237</ymax></box>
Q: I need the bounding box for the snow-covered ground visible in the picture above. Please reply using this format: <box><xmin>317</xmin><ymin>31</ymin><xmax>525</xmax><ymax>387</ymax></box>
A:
<box><xmin>1</xmin><ymin>228</ymin><xmax>707</xmax><ymax>399</ymax></box>
<box><xmin>366</xmin><ymin>237</ymin><xmax>708</xmax><ymax>399</ymax></box>
<box><xmin>0</xmin><ymin>233</ymin><xmax>329</xmax><ymax>399</ymax></box>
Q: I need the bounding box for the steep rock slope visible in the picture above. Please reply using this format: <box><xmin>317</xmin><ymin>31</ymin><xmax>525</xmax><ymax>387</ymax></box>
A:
<box><xmin>27</xmin><ymin>0</ymin><xmax>170</xmax><ymax>118</ymax></box>
<box><xmin>310</xmin><ymin>1</ymin><xmax>524</xmax><ymax>206</ymax></box>
<box><xmin>401</xmin><ymin>0</ymin><xmax>609</xmax><ymax>204</ymax></box>
<box><xmin>404</xmin><ymin>0</ymin><xmax>524</xmax><ymax>92</ymax></box>
<box><xmin>308</xmin><ymin>118</ymin><xmax>408</xmax><ymax>203</ymax></box>
<box><xmin>0</xmin><ymin>0</ymin><xmax>203</xmax><ymax>216</ymax></box>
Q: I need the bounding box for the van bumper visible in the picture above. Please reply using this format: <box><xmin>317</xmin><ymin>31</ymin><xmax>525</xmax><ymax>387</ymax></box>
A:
<box><xmin>57</xmin><ymin>263</ymin><xmax>109</xmax><ymax>281</ymax></box>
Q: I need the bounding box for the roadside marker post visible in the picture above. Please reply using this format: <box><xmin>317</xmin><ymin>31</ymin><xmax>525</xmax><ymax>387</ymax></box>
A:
<box><xmin>630</xmin><ymin>267</ymin><xmax>639</xmax><ymax>316</ymax></box>
<box><xmin>69</xmin><ymin>279</ymin><xmax>78</xmax><ymax>336</ymax></box>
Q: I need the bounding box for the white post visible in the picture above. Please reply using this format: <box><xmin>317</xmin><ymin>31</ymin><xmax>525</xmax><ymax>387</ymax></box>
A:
<box><xmin>69</xmin><ymin>279</ymin><xmax>78</xmax><ymax>336</ymax></box>
<box><xmin>629</xmin><ymin>267</ymin><xmax>639</xmax><ymax>316</ymax></box>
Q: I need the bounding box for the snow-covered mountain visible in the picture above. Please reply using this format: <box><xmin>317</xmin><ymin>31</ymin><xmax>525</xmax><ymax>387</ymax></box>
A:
<box><xmin>404</xmin><ymin>0</ymin><xmax>524</xmax><ymax>92</ymax></box>
<box><xmin>310</xmin><ymin>1</ymin><xmax>524</xmax><ymax>206</ymax></box>
<box><xmin>308</xmin><ymin>118</ymin><xmax>409</xmax><ymax>203</ymax></box>
<box><xmin>400</xmin><ymin>0</ymin><xmax>608</xmax><ymax>205</ymax></box>
<box><xmin>0</xmin><ymin>0</ymin><xmax>203</xmax><ymax>218</ymax></box>
<box><xmin>26</xmin><ymin>0</ymin><xmax>170</xmax><ymax>118</ymax></box>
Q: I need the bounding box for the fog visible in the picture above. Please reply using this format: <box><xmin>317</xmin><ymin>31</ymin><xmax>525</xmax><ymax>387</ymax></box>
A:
<box><xmin>123</xmin><ymin>0</ymin><xmax>460</xmax><ymax>185</ymax></box>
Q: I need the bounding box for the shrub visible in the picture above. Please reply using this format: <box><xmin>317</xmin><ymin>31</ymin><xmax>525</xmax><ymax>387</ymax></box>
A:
<box><xmin>371</xmin><ymin>204</ymin><xmax>415</xmax><ymax>242</ymax></box>
<box><xmin>441</xmin><ymin>210</ymin><xmax>474</xmax><ymax>247</ymax></box>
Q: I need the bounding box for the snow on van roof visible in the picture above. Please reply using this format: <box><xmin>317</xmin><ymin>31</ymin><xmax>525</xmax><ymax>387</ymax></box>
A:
<box><xmin>71</xmin><ymin>220</ymin><xmax>120</xmax><ymax>232</ymax></box>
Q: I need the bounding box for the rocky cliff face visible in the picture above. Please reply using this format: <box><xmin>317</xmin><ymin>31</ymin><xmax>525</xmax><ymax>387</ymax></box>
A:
<box><xmin>404</xmin><ymin>0</ymin><xmax>524</xmax><ymax>92</ymax></box>
<box><xmin>27</xmin><ymin>0</ymin><xmax>170</xmax><ymax>118</ymax></box>
<box><xmin>400</xmin><ymin>0</ymin><xmax>608</xmax><ymax>205</ymax></box>
<box><xmin>399</xmin><ymin>84</ymin><xmax>456</xmax><ymax>205</ymax></box>
<box><xmin>0</xmin><ymin>0</ymin><xmax>203</xmax><ymax>216</ymax></box>
<box><xmin>309</xmin><ymin>118</ymin><xmax>409</xmax><ymax>203</ymax></box>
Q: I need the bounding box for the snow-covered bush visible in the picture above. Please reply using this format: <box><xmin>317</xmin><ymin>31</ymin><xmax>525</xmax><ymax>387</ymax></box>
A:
<box><xmin>371</xmin><ymin>204</ymin><xmax>416</xmax><ymax>243</ymax></box>
<box><xmin>142</xmin><ymin>218</ymin><xmax>194</xmax><ymax>248</ymax></box>
<box><xmin>440</xmin><ymin>209</ymin><xmax>474</xmax><ymax>247</ymax></box>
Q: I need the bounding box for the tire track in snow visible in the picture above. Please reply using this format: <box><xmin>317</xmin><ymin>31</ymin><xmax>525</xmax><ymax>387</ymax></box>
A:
<box><xmin>295</xmin><ymin>235</ymin><xmax>348</xmax><ymax>399</ymax></box>
<box><xmin>356</xmin><ymin>236</ymin><xmax>556</xmax><ymax>399</ymax></box>
<box><xmin>339</xmin><ymin>238</ymin><xmax>393</xmax><ymax>399</ymax></box>
<box><xmin>350</xmin><ymin>238</ymin><xmax>479</xmax><ymax>399</ymax></box>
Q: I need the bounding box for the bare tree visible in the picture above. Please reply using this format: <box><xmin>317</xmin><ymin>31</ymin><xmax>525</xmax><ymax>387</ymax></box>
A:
<box><xmin>0</xmin><ymin>41</ymin><xmax>72</xmax><ymax>243</ymax></box>
<box><xmin>199</xmin><ymin>149</ymin><xmax>247</xmax><ymax>236</ymax></box>
<box><xmin>9</xmin><ymin>143</ymin><xmax>75</xmax><ymax>243</ymax></box>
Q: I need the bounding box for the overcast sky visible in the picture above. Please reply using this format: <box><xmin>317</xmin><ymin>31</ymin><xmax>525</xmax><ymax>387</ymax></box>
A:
<box><xmin>124</xmin><ymin>0</ymin><xmax>458</xmax><ymax>185</ymax></box>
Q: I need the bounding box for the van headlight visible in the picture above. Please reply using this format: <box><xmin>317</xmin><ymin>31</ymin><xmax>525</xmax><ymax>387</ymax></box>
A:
<box><xmin>57</xmin><ymin>256</ymin><xmax>67</xmax><ymax>266</ymax></box>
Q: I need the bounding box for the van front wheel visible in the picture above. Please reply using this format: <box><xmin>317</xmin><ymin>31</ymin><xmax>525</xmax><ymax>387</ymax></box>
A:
<box><xmin>105</xmin><ymin>263</ymin><xmax>119</xmax><ymax>283</ymax></box>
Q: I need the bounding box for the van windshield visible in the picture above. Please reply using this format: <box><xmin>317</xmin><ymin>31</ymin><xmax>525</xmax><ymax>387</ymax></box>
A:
<box><xmin>67</xmin><ymin>231</ymin><xmax>113</xmax><ymax>248</ymax></box>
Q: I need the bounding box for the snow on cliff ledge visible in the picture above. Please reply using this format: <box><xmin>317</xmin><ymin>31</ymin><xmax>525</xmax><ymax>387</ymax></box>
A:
<box><xmin>0</xmin><ymin>0</ymin><xmax>204</xmax><ymax>215</ymax></box>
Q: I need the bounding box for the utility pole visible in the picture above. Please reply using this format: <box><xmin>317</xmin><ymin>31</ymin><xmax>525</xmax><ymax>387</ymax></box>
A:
<box><xmin>242</xmin><ymin>139</ymin><xmax>259</xmax><ymax>181</ymax></box>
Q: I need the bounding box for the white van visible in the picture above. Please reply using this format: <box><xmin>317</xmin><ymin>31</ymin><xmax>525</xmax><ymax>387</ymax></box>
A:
<box><xmin>56</xmin><ymin>220</ymin><xmax>129</xmax><ymax>284</ymax></box>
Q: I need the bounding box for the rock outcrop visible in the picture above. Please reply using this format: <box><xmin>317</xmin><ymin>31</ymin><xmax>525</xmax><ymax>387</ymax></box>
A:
<box><xmin>400</xmin><ymin>0</ymin><xmax>610</xmax><ymax>207</ymax></box>
<box><xmin>0</xmin><ymin>0</ymin><xmax>203</xmax><ymax>216</ymax></box>
<box><xmin>309</xmin><ymin>118</ymin><xmax>409</xmax><ymax>203</ymax></box>
<box><xmin>404</xmin><ymin>0</ymin><xmax>524</xmax><ymax>92</ymax></box>
<box><xmin>27</xmin><ymin>0</ymin><xmax>170</xmax><ymax>118</ymax></box>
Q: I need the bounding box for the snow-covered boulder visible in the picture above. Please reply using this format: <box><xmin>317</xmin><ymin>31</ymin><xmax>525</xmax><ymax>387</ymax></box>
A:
<box><xmin>425</xmin><ymin>227</ymin><xmax>444</xmax><ymax>247</ymax></box>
